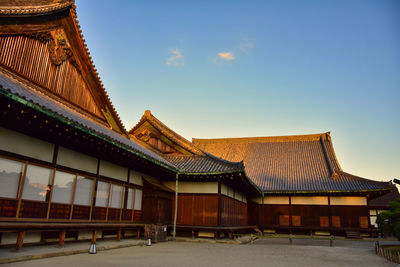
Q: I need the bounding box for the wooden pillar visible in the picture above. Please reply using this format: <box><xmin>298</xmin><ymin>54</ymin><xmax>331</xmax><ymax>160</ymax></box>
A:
<box><xmin>228</xmin><ymin>232</ymin><xmax>233</xmax><ymax>240</ymax></box>
<box><xmin>217</xmin><ymin>181</ymin><xmax>221</xmax><ymax>226</ymax></box>
<box><xmin>289</xmin><ymin>196</ymin><xmax>292</xmax><ymax>233</ymax></box>
<box><xmin>59</xmin><ymin>231</ymin><xmax>66</xmax><ymax>246</ymax></box>
<box><xmin>328</xmin><ymin>195</ymin><xmax>332</xmax><ymax>236</ymax></box>
<box><xmin>262</xmin><ymin>192</ymin><xmax>265</xmax><ymax>235</ymax></box>
<box><xmin>136</xmin><ymin>227</ymin><xmax>141</xmax><ymax>239</ymax></box>
<box><xmin>91</xmin><ymin>230</ymin><xmax>98</xmax><ymax>243</ymax></box>
<box><xmin>16</xmin><ymin>231</ymin><xmax>25</xmax><ymax>251</ymax></box>
<box><xmin>117</xmin><ymin>228</ymin><xmax>122</xmax><ymax>241</ymax></box>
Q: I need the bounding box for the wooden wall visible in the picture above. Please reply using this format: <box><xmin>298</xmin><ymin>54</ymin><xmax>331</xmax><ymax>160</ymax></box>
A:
<box><xmin>142</xmin><ymin>180</ymin><xmax>172</xmax><ymax>225</ymax></box>
<box><xmin>260</xmin><ymin>204</ymin><xmax>370</xmax><ymax>229</ymax></box>
<box><xmin>0</xmin><ymin>34</ymin><xmax>103</xmax><ymax>118</ymax></box>
<box><xmin>247</xmin><ymin>200</ymin><xmax>261</xmax><ymax>226</ymax></box>
<box><xmin>173</xmin><ymin>194</ymin><xmax>218</xmax><ymax>226</ymax></box>
<box><xmin>220</xmin><ymin>195</ymin><xmax>247</xmax><ymax>226</ymax></box>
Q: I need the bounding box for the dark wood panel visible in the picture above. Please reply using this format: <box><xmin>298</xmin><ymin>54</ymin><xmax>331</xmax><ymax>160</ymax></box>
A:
<box><xmin>133</xmin><ymin>210</ymin><xmax>142</xmax><ymax>222</ymax></box>
<box><xmin>173</xmin><ymin>194</ymin><xmax>218</xmax><ymax>226</ymax></box>
<box><xmin>263</xmin><ymin>205</ymin><xmax>290</xmax><ymax>227</ymax></box>
<box><xmin>330</xmin><ymin>206</ymin><xmax>369</xmax><ymax>228</ymax></box>
<box><xmin>49</xmin><ymin>203</ymin><xmax>70</xmax><ymax>219</ymax></box>
<box><xmin>247</xmin><ymin>200</ymin><xmax>260</xmax><ymax>226</ymax></box>
<box><xmin>142</xmin><ymin>180</ymin><xmax>172</xmax><ymax>224</ymax></box>
<box><xmin>220</xmin><ymin>196</ymin><xmax>248</xmax><ymax>226</ymax></box>
<box><xmin>19</xmin><ymin>200</ymin><xmax>47</xmax><ymax>219</ymax></box>
<box><xmin>93</xmin><ymin>207</ymin><xmax>106</xmax><ymax>220</ymax></box>
<box><xmin>291</xmin><ymin>205</ymin><xmax>329</xmax><ymax>227</ymax></box>
<box><xmin>71</xmin><ymin>204</ymin><xmax>90</xmax><ymax>220</ymax></box>
<box><xmin>0</xmin><ymin>198</ymin><xmax>18</xmax><ymax>217</ymax></box>
<box><xmin>107</xmin><ymin>208</ymin><xmax>121</xmax><ymax>221</ymax></box>
<box><xmin>122</xmin><ymin>209</ymin><xmax>133</xmax><ymax>221</ymax></box>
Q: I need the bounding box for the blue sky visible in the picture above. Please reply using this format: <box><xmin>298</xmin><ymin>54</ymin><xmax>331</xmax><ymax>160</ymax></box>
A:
<box><xmin>75</xmin><ymin>0</ymin><xmax>400</xmax><ymax>182</ymax></box>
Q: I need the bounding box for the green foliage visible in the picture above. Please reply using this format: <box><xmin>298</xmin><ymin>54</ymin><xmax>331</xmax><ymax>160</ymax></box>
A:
<box><xmin>377</xmin><ymin>198</ymin><xmax>400</xmax><ymax>240</ymax></box>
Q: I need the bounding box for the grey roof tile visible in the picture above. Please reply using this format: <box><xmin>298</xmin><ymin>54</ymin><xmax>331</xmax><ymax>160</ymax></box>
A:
<box><xmin>193</xmin><ymin>134</ymin><xmax>392</xmax><ymax>193</ymax></box>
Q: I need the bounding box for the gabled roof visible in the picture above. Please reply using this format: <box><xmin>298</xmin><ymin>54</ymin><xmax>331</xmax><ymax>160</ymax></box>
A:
<box><xmin>0</xmin><ymin>0</ymin><xmax>126</xmax><ymax>134</ymax></box>
<box><xmin>193</xmin><ymin>133</ymin><xmax>393</xmax><ymax>193</ymax></box>
<box><xmin>129</xmin><ymin>110</ymin><xmax>204</xmax><ymax>155</ymax></box>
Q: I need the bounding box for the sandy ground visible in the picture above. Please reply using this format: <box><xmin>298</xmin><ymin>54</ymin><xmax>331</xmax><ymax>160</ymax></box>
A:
<box><xmin>2</xmin><ymin>237</ymin><xmax>396</xmax><ymax>267</ymax></box>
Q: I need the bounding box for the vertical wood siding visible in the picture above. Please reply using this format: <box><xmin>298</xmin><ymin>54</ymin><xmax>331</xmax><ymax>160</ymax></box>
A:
<box><xmin>173</xmin><ymin>194</ymin><xmax>218</xmax><ymax>226</ymax></box>
<box><xmin>0</xmin><ymin>35</ymin><xmax>103</xmax><ymax>118</ymax></box>
<box><xmin>220</xmin><ymin>196</ymin><xmax>248</xmax><ymax>226</ymax></box>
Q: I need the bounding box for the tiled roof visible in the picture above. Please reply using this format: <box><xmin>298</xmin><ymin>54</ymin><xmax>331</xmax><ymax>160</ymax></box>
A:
<box><xmin>193</xmin><ymin>134</ymin><xmax>393</xmax><ymax>193</ymax></box>
<box><xmin>0</xmin><ymin>0</ymin><xmax>73</xmax><ymax>16</ymax></box>
<box><xmin>129</xmin><ymin>110</ymin><xmax>204</xmax><ymax>156</ymax></box>
<box><xmin>369</xmin><ymin>190</ymin><xmax>400</xmax><ymax>207</ymax></box>
<box><xmin>0</xmin><ymin>68</ymin><xmax>176</xmax><ymax>170</ymax></box>
<box><xmin>163</xmin><ymin>154</ymin><xmax>243</xmax><ymax>174</ymax></box>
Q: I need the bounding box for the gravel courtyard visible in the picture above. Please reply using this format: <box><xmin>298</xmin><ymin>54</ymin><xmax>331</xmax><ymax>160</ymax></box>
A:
<box><xmin>3</xmin><ymin>238</ymin><xmax>395</xmax><ymax>267</ymax></box>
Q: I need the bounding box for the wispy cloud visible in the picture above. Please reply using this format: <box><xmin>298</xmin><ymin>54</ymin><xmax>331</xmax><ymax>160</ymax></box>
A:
<box><xmin>218</xmin><ymin>52</ymin><xmax>235</xmax><ymax>61</ymax></box>
<box><xmin>238</xmin><ymin>40</ymin><xmax>254</xmax><ymax>54</ymax></box>
<box><xmin>166</xmin><ymin>48</ymin><xmax>184</xmax><ymax>66</ymax></box>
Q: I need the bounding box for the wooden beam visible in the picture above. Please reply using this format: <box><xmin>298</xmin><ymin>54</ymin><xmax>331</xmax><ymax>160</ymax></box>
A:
<box><xmin>16</xmin><ymin>231</ymin><xmax>25</xmax><ymax>251</ymax></box>
<box><xmin>59</xmin><ymin>231</ymin><xmax>66</xmax><ymax>246</ymax></box>
<box><xmin>16</xmin><ymin>163</ymin><xmax>28</xmax><ymax>219</ymax></box>
<box><xmin>91</xmin><ymin>230</ymin><xmax>98</xmax><ymax>243</ymax></box>
<box><xmin>117</xmin><ymin>228</ymin><xmax>122</xmax><ymax>241</ymax></box>
<box><xmin>136</xmin><ymin>227</ymin><xmax>141</xmax><ymax>239</ymax></box>
<box><xmin>217</xmin><ymin>181</ymin><xmax>221</xmax><ymax>226</ymax></box>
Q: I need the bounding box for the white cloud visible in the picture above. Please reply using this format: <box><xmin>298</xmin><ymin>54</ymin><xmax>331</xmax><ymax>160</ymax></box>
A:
<box><xmin>218</xmin><ymin>52</ymin><xmax>235</xmax><ymax>61</ymax></box>
<box><xmin>166</xmin><ymin>48</ymin><xmax>184</xmax><ymax>66</ymax></box>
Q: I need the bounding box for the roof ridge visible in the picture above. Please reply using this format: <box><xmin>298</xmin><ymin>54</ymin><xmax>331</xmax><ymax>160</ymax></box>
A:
<box><xmin>129</xmin><ymin>110</ymin><xmax>204</xmax><ymax>155</ymax></box>
<box><xmin>193</xmin><ymin>132</ymin><xmax>331</xmax><ymax>144</ymax></box>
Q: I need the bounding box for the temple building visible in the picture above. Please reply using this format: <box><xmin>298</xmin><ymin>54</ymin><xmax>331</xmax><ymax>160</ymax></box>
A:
<box><xmin>0</xmin><ymin>0</ymin><xmax>397</xmax><ymax>249</ymax></box>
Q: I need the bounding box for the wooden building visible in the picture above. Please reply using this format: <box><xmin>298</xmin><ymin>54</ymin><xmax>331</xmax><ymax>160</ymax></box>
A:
<box><xmin>193</xmin><ymin>133</ymin><xmax>396</xmax><ymax>237</ymax></box>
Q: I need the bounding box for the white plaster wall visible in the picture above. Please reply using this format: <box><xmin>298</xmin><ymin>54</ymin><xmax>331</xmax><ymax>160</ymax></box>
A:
<box><xmin>221</xmin><ymin>183</ymin><xmax>228</xmax><ymax>195</ymax></box>
<box><xmin>57</xmin><ymin>146</ymin><xmax>97</xmax><ymax>174</ymax></box>
<box><xmin>129</xmin><ymin>169</ymin><xmax>144</xmax><ymax>186</ymax></box>
<box><xmin>99</xmin><ymin>160</ymin><xmax>128</xmax><ymax>182</ymax></box>
<box><xmin>330</xmin><ymin>196</ymin><xmax>367</xmax><ymax>206</ymax></box>
<box><xmin>251</xmin><ymin>196</ymin><xmax>290</xmax><ymax>204</ymax></box>
<box><xmin>0</xmin><ymin>127</ymin><xmax>54</xmax><ymax>163</ymax></box>
<box><xmin>163</xmin><ymin>182</ymin><xmax>218</xmax><ymax>194</ymax></box>
<box><xmin>291</xmin><ymin>196</ymin><xmax>328</xmax><ymax>205</ymax></box>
